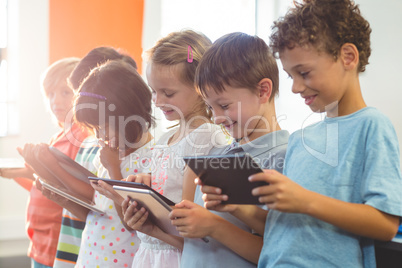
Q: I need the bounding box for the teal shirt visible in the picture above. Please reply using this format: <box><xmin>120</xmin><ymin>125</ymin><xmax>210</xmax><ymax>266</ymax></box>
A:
<box><xmin>259</xmin><ymin>107</ymin><xmax>402</xmax><ymax>268</ymax></box>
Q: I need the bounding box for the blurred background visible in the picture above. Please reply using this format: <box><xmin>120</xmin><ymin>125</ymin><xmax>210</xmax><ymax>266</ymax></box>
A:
<box><xmin>0</xmin><ymin>0</ymin><xmax>401</xmax><ymax>264</ymax></box>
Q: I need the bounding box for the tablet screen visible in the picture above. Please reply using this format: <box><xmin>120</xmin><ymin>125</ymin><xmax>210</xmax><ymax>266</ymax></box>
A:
<box><xmin>184</xmin><ymin>154</ymin><xmax>266</xmax><ymax>204</ymax></box>
<box><xmin>38</xmin><ymin>178</ymin><xmax>104</xmax><ymax>214</ymax></box>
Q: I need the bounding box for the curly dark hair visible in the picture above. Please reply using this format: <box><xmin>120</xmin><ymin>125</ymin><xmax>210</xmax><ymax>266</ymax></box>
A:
<box><xmin>269</xmin><ymin>0</ymin><xmax>371</xmax><ymax>72</ymax></box>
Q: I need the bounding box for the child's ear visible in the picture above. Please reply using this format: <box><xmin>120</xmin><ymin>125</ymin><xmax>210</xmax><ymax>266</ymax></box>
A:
<box><xmin>257</xmin><ymin>78</ymin><xmax>272</xmax><ymax>103</ymax></box>
<box><xmin>340</xmin><ymin>43</ymin><xmax>359</xmax><ymax>71</ymax></box>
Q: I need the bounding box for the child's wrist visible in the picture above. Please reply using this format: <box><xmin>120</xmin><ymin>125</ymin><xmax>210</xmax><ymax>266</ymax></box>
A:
<box><xmin>209</xmin><ymin>214</ymin><xmax>226</xmax><ymax>238</ymax></box>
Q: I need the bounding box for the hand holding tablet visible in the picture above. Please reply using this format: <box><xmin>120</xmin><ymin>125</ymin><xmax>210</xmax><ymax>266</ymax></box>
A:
<box><xmin>184</xmin><ymin>154</ymin><xmax>266</xmax><ymax>204</ymax></box>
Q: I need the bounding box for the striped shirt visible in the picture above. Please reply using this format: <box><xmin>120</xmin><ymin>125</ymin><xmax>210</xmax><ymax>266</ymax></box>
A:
<box><xmin>53</xmin><ymin>136</ymin><xmax>100</xmax><ymax>267</ymax></box>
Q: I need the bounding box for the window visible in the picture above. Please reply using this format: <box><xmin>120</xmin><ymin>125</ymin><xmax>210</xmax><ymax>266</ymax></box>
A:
<box><xmin>160</xmin><ymin>0</ymin><xmax>255</xmax><ymax>41</ymax></box>
<box><xmin>145</xmin><ymin>0</ymin><xmax>256</xmax><ymax>135</ymax></box>
<box><xmin>144</xmin><ymin>0</ymin><xmax>321</xmax><ymax>137</ymax></box>
<box><xmin>0</xmin><ymin>0</ymin><xmax>18</xmax><ymax>137</ymax></box>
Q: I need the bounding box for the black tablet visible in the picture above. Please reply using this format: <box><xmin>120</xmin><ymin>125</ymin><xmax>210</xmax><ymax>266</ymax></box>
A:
<box><xmin>183</xmin><ymin>153</ymin><xmax>266</xmax><ymax>204</ymax></box>
<box><xmin>113</xmin><ymin>185</ymin><xmax>178</xmax><ymax>236</ymax></box>
<box><xmin>89</xmin><ymin>177</ymin><xmax>175</xmax><ymax>206</ymax></box>
<box><xmin>48</xmin><ymin>146</ymin><xmax>94</xmax><ymax>183</ymax></box>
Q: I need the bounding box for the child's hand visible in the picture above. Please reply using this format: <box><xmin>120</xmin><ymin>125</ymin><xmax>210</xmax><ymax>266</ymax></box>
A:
<box><xmin>249</xmin><ymin>169</ymin><xmax>310</xmax><ymax>213</ymax></box>
<box><xmin>126</xmin><ymin>173</ymin><xmax>152</xmax><ymax>187</ymax></box>
<box><xmin>36</xmin><ymin>177</ymin><xmax>68</xmax><ymax>206</ymax></box>
<box><xmin>121</xmin><ymin>197</ymin><xmax>155</xmax><ymax>235</ymax></box>
<box><xmin>18</xmin><ymin>144</ymin><xmax>45</xmax><ymax>180</ymax></box>
<box><xmin>33</xmin><ymin>143</ymin><xmax>58</xmax><ymax>166</ymax></box>
<box><xmin>99</xmin><ymin>146</ymin><xmax>121</xmax><ymax>176</ymax></box>
<box><xmin>90</xmin><ymin>179</ymin><xmax>123</xmax><ymax>204</ymax></box>
<box><xmin>19</xmin><ymin>143</ymin><xmax>36</xmax><ymax>165</ymax></box>
<box><xmin>195</xmin><ymin>178</ymin><xmax>238</xmax><ymax>213</ymax></box>
<box><xmin>169</xmin><ymin>200</ymin><xmax>220</xmax><ymax>238</ymax></box>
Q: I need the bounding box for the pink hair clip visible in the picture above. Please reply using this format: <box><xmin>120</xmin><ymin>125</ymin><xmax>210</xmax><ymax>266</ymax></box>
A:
<box><xmin>187</xmin><ymin>45</ymin><xmax>193</xmax><ymax>63</ymax></box>
<box><xmin>79</xmin><ymin>92</ymin><xmax>107</xmax><ymax>100</ymax></box>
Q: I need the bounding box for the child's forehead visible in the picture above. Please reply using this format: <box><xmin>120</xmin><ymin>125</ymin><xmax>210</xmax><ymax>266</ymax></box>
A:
<box><xmin>204</xmin><ymin>84</ymin><xmax>252</xmax><ymax>102</ymax></box>
<box><xmin>279</xmin><ymin>44</ymin><xmax>330</xmax><ymax>66</ymax></box>
<box><xmin>147</xmin><ymin>62</ymin><xmax>188</xmax><ymax>87</ymax></box>
<box><xmin>43</xmin><ymin>81</ymin><xmax>73</xmax><ymax>96</ymax></box>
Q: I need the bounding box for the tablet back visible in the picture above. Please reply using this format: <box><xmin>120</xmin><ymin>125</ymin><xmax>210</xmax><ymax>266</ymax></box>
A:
<box><xmin>49</xmin><ymin>146</ymin><xmax>94</xmax><ymax>183</ymax></box>
<box><xmin>113</xmin><ymin>186</ymin><xmax>179</xmax><ymax>236</ymax></box>
<box><xmin>184</xmin><ymin>154</ymin><xmax>266</xmax><ymax>204</ymax></box>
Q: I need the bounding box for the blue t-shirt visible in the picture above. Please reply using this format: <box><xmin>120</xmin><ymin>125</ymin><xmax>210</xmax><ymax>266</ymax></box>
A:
<box><xmin>259</xmin><ymin>107</ymin><xmax>402</xmax><ymax>268</ymax></box>
<box><xmin>181</xmin><ymin>130</ymin><xmax>289</xmax><ymax>268</ymax></box>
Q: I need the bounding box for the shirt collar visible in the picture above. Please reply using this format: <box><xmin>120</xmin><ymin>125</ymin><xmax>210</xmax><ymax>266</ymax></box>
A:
<box><xmin>224</xmin><ymin>130</ymin><xmax>289</xmax><ymax>158</ymax></box>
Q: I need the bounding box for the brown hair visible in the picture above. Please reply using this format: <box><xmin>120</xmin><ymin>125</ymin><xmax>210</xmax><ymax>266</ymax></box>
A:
<box><xmin>269</xmin><ymin>0</ymin><xmax>371</xmax><ymax>72</ymax></box>
<box><xmin>147</xmin><ymin>30</ymin><xmax>213</xmax><ymax>121</ymax></box>
<box><xmin>195</xmin><ymin>32</ymin><xmax>279</xmax><ymax>101</ymax></box>
<box><xmin>68</xmin><ymin>47</ymin><xmax>137</xmax><ymax>91</ymax></box>
<box><xmin>74</xmin><ymin>60</ymin><xmax>154</xmax><ymax>145</ymax></box>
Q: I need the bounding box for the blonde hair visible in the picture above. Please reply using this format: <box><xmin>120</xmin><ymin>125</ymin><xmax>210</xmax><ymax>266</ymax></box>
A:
<box><xmin>41</xmin><ymin>57</ymin><xmax>80</xmax><ymax>98</ymax></box>
<box><xmin>146</xmin><ymin>30</ymin><xmax>213</xmax><ymax>122</ymax></box>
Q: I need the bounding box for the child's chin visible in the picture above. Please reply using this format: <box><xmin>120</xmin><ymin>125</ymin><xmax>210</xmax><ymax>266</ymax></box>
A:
<box><xmin>230</xmin><ymin>132</ymin><xmax>242</xmax><ymax>140</ymax></box>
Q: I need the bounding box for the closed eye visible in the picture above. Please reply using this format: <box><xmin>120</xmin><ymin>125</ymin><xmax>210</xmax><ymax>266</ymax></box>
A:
<box><xmin>300</xmin><ymin>72</ymin><xmax>310</xmax><ymax>79</ymax></box>
<box><xmin>63</xmin><ymin>90</ymin><xmax>72</xmax><ymax>96</ymax></box>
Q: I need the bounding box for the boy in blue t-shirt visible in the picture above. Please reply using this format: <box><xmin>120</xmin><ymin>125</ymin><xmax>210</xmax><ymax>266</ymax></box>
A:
<box><xmin>244</xmin><ymin>0</ymin><xmax>402</xmax><ymax>267</ymax></box>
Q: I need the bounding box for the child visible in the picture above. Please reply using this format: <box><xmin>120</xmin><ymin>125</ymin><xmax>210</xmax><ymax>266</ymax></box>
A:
<box><xmin>1</xmin><ymin>57</ymin><xmax>90</xmax><ymax>268</ymax></box>
<box><xmin>120</xmin><ymin>30</ymin><xmax>228</xmax><ymax>268</ymax></box>
<box><xmin>70</xmin><ymin>60</ymin><xmax>155</xmax><ymax>268</ymax></box>
<box><xmin>246</xmin><ymin>0</ymin><xmax>402</xmax><ymax>267</ymax></box>
<box><xmin>168</xmin><ymin>32</ymin><xmax>289</xmax><ymax>267</ymax></box>
<box><xmin>52</xmin><ymin>47</ymin><xmax>139</xmax><ymax>268</ymax></box>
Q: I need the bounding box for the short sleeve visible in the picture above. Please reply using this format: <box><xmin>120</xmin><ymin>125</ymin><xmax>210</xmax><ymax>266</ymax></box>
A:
<box><xmin>181</xmin><ymin>123</ymin><xmax>229</xmax><ymax>157</ymax></box>
<box><xmin>361</xmin><ymin>115</ymin><xmax>402</xmax><ymax>216</ymax></box>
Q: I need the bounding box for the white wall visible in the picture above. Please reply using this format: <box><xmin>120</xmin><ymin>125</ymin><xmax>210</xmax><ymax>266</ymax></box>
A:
<box><xmin>0</xmin><ymin>0</ymin><xmax>53</xmax><ymax>257</ymax></box>
<box><xmin>359</xmin><ymin>0</ymin><xmax>402</xmax><ymax>146</ymax></box>
<box><xmin>0</xmin><ymin>0</ymin><xmax>401</xmax><ymax>257</ymax></box>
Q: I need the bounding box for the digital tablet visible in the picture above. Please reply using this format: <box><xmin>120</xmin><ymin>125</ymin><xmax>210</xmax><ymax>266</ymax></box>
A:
<box><xmin>48</xmin><ymin>146</ymin><xmax>95</xmax><ymax>183</ymax></box>
<box><xmin>38</xmin><ymin>177</ymin><xmax>104</xmax><ymax>214</ymax></box>
<box><xmin>89</xmin><ymin>177</ymin><xmax>175</xmax><ymax>206</ymax></box>
<box><xmin>0</xmin><ymin>158</ymin><xmax>25</xmax><ymax>169</ymax></box>
<box><xmin>113</xmin><ymin>185</ymin><xmax>178</xmax><ymax>236</ymax></box>
<box><xmin>183</xmin><ymin>154</ymin><xmax>266</xmax><ymax>204</ymax></box>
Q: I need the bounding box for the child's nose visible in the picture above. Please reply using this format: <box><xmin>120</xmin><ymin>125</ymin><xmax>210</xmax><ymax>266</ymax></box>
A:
<box><xmin>152</xmin><ymin>93</ymin><xmax>164</xmax><ymax>107</ymax></box>
<box><xmin>50</xmin><ymin>92</ymin><xmax>63</xmax><ymax>105</ymax></box>
<box><xmin>213</xmin><ymin>114</ymin><xmax>227</xmax><ymax>125</ymax></box>
<box><xmin>291</xmin><ymin>78</ymin><xmax>305</xmax><ymax>94</ymax></box>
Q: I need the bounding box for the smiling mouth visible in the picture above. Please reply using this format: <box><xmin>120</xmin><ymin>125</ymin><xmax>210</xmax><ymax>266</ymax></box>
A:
<box><xmin>304</xmin><ymin>95</ymin><xmax>316</xmax><ymax>106</ymax></box>
<box><xmin>161</xmin><ymin>109</ymin><xmax>174</xmax><ymax>114</ymax></box>
<box><xmin>53</xmin><ymin>109</ymin><xmax>65</xmax><ymax>114</ymax></box>
<box><xmin>223</xmin><ymin>121</ymin><xmax>237</xmax><ymax>129</ymax></box>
